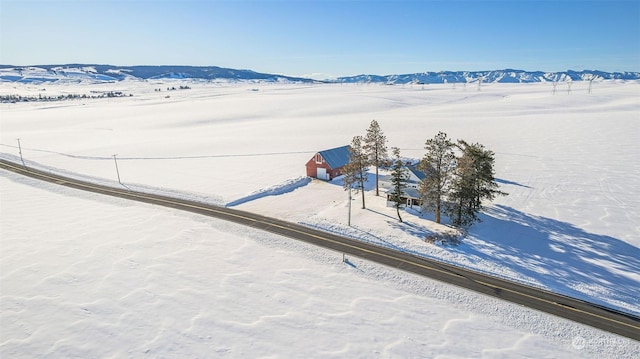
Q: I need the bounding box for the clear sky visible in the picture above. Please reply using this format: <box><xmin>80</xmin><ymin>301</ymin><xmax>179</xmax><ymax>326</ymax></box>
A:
<box><xmin>1</xmin><ymin>0</ymin><xmax>638</xmax><ymax>78</ymax></box>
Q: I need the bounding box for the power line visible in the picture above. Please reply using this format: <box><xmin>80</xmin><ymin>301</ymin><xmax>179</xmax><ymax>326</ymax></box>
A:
<box><xmin>0</xmin><ymin>143</ymin><xmax>316</xmax><ymax>161</ymax></box>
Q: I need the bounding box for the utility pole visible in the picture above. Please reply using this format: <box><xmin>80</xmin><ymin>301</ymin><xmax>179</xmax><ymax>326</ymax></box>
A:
<box><xmin>17</xmin><ymin>138</ymin><xmax>25</xmax><ymax>166</ymax></box>
<box><xmin>347</xmin><ymin>187</ymin><xmax>352</xmax><ymax>227</ymax></box>
<box><xmin>113</xmin><ymin>154</ymin><xmax>121</xmax><ymax>184</ymax></box>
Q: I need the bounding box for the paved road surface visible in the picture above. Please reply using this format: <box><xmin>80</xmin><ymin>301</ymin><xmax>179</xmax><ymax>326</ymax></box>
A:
<box><xmin>1</xmin><ymin>158</ymin><xmax>638</xmax><ymax>341</ymax></box>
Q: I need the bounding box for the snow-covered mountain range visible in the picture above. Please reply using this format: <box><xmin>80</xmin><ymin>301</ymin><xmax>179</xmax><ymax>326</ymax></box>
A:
<box><xmin>336</xmin><ymin>69</ymin><xmax>640</xmax><ymax>84</ymax></box>
<box><xmin>1</xmin><ymin>64</ymin><xmax>639</xmax><ymax>84</ymax></box>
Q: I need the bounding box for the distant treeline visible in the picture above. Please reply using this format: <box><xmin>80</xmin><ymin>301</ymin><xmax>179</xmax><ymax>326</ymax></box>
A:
<box><xmin>1</xmin><ymin>91</ymin><xmax>132</xmax><ymax>103</ymax></box>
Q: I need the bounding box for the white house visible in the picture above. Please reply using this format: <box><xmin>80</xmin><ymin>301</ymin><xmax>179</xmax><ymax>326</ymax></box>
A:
<box><xmin>380</xmin><ymin>164</ymin><xmax>426</xmax><ymax>207</ymax></box>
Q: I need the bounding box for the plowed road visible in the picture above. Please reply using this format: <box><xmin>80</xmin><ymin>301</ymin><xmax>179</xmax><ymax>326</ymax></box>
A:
<box><xmin>1</xmin><ymin>158</ymin><xmax>638</xmax><ymax>341</ymax></box>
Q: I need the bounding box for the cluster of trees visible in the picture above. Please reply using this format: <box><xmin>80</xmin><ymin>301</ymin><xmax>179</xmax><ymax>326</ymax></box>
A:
<box><xmin>343</xmin><ymin>121</ymin><xmax>505</xmax><ymax>228</ymax></box>
<box><xmin>154</xmin><ymin>85</ymin><xmax>191</xmax><ymax>92</ymax></box>
<box><xmin>417</xmin><ymin>132</ymin><xmax>506</xmax><ymax>227</ymax></box>
<box><xmin>342</xmin><ymin>120</ymin><xmax>387</xmax><ymax>211</ymax></box>
<box><xmin>1</xmin><ymin>91</ymin><xmax>130</xmax><ymax>103</ymax></box>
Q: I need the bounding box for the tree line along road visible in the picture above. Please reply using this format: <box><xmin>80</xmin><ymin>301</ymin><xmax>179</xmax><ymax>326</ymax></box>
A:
<box><xmin>0</xmin><ymin>158</ymin><xmax>638</xmax><ymax>341</ymax></box>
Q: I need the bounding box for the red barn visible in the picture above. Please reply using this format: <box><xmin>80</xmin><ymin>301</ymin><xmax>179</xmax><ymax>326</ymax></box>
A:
<box><xmin>306</xmin><ymin>145</ymin><xmax>351</xmax><ymax>180</ymax></box>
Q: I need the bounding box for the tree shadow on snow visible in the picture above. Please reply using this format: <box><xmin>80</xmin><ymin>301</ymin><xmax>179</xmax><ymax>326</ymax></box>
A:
<box><xmin>495</xmin><ymin>178</ymin><xmax>532</xmax><ymax>189</ymax></box>
<box><xmin>389</xmin><ymin>219</ymin><xmax>434</xmax><ymax>239</ymax></box>
<box><xmin>326</xmin><ymin>172</ymin><xmax>378</xmax><ymax>191</ymax></box>
<box><xmin>366</xmin><ymin>208</ymin><xmax>398</xmax><ymax>221</ymax></box>
<box><xmin>458</xmin><ymin>204</ymin><xmax>640</xmax><ymax>314</ymax></box>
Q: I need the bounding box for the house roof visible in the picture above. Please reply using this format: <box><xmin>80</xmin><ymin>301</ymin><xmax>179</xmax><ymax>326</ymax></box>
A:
<box><xmin>407</xmin><ymin>164</ymin><xmax>427</xmax><ymax>180</ymax></box>
<box><xmin>318</xmin><ymin>145</ymin><xmax>351</xmax><ymax>169</ymax></box>
<box><xmin>385</xmin><ymin>187</ymin><xmax>421</xmax><ymax>200</ymax></box>
<box><xmin>380</xmin><ymin>165</ymin><xmax>427</xmax><ymax>184</ymax></box>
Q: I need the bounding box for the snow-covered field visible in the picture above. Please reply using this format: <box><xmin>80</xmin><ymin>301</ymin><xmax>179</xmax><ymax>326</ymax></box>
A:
<box><xmin>1</xmin><ymin>80</ymin><xmax>639</xmax><ymax>357</ymax></box>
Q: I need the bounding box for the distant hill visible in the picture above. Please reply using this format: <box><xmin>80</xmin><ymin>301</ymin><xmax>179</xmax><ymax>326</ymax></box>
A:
<box><xmin>1</xmin><ymin>64</ymin><xmax>638</xmax><ymax>84</ymax></box>
<box><xmin>0</xmin><ymin>64</ymin><xmax>314</xmax><ymax>84</ymax></box>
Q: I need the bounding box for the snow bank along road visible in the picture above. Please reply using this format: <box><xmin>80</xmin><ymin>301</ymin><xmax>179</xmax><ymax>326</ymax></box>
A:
<box><xmin>1</xmin><ymin>158</ymin><xmax>638</xmax><ymax>341</ymax></box>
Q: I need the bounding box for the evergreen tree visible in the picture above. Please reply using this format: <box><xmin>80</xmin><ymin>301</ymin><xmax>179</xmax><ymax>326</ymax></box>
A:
<box><xmin>447</xmin><ymin>141</ymin><xmax>507</xmax><ymax>227</ymax></box>
<box><xmin>418</xmin><ymin>131</ymin><xmax>456</xmax><ymax>224</ymax></box>
<box><xmin>363</xmin><ymin>120</ymin><xmax>388</xmax><ymax>196</ymax></box>
<box><xmin>447</xmin><ymin>148</ymin><xmax>478</xmax><ymax>227</ymax></box>
<box><xmin>389</xmin><ymin>147</ymin><xmax>409</xmax><ymax>222</ymax></box>
<box><xmin>342</xmin><ymin>136</ymin><xmax>369</xmax><ymax>209</ymax></box>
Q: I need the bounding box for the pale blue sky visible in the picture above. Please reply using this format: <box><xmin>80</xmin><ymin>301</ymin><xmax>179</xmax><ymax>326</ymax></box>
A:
<box><xmin>1</xmin><ymin>0</ymin><xmax>638</xmax><ymax>77</ymax></box>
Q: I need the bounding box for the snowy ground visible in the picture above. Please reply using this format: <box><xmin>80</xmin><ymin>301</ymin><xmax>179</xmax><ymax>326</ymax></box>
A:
<box><xmin>1</xmin><ymin>80</ymin><xmax>639</xmax><ymax>357</ymax></box>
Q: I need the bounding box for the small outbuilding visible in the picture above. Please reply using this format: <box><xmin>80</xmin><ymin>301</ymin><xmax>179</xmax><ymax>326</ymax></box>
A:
<box><xmin>306</xmin><ymin>145</ymin><xmax>350</xmax><ymax>180</ymax></box>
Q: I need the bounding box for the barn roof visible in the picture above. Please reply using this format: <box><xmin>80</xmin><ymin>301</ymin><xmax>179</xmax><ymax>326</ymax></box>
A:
<box><xmin>318</xmin><ymin>145</ymin><xmax>351</xmax><ymax>169</ymax></box>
